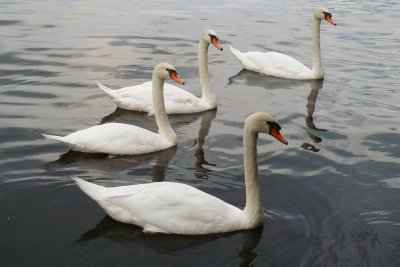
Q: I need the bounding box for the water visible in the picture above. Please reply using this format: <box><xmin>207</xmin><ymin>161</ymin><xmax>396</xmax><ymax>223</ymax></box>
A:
<box><xmin>1</xmin><ymin>0</ymin><xmax>399</xmax><ymax>266</ymax></box>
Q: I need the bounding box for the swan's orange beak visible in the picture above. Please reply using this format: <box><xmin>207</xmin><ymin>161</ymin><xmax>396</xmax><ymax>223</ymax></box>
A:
<box><xmin>325</xmin><ymin>15</ymin><xmax>337</xmax><ymax>26</ymax></box>
<box><xmin>211</xmin><ymin>37</ymin><xmax>223</xmax><ymax>51</ymax></box>
<box><xmin>169</xmin><ymin>72</ymin><xmax>185</xmax><ymax>85</ymax></box>
<box><xmin>270</xmin><ymin>128</ymin><xmax>288</xmax><ymax>145</ymax></box>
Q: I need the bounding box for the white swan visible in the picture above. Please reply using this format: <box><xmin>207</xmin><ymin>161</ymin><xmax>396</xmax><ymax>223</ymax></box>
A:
<box><xmin>230</xmin><ymin>7</ymin><xmax>337</xmax><ymax>80</ymax></box>
<box><xmin>73</xmin><ymin>112</ymin><xmax>288</xmax><ymax>235</ymax></box>
<box><xmin>96</xmin><ymin>29</ymin><xmax>223</xmax><ymax>114</ymax></box>
<box><xmin>43</xmin><ymin>63</ymin><xmax>185</xmax><ymax>155</ymax></box>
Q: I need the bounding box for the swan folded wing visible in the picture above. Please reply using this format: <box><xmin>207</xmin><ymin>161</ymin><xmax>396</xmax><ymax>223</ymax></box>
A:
<box><xmin>163</xmin><ymin>83</ymin><xmax>204</xmax><ymax>114</ymax></box>
<box><xmin>65</xmin><ymin>123</ymin><xmax>171</xmax><ymax>155</ymax></box>
<box><xmin>113</xmin><ymin>82</ymin><xmax>154</xmax><ymax>113</ymax></box>
<box><xmin>235</xmin><ymin>51</ymin><xmax>264</xmax><ymax>73</ymax></box>
<box><xmin>243</xmin><ymin>51</ymin><xmax>311</xmax><ymax>79</ymax></box>
<box><xmin>98</xmin><ymin>182</ymin><xmax>243</xmax><ymax>234</ymax></box>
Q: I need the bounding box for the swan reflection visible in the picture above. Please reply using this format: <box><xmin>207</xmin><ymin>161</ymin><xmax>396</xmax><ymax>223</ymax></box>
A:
<box><xmin>77</xmin><ymin>215</ymin><xmax>262</xmax><ymax>266</ymax></box>
<box><xmin>45</xmin><ymin>146</ymin><xmax>177</xmax><ymax>180</ymax></box>
<box><xmin>228</xmin><ymin>69</ymin><xmax>307</xmax><ymax>89</ymax></box>
<box><xmin>301</xmin><ymin>79</ymin><xmax>326</xmax><ymax>152</ymax></box>
<box><xmin>192</xmin><ymin>109</ymin><xmax>217</xmax><ymax>179</ymax></box>
<box><xmin>306</xmin><ymin>79</ymin><xmax>326</xmax><ymax>131</ymax></box>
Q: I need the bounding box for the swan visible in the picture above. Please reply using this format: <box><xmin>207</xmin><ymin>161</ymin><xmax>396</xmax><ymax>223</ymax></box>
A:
<box><xmin>73</xmin><ymin>112</ymin><xmax>288</xmax><ymax>235</ymax></box>
<box><xmin>96</xmin><ymin>28</ymin><xmax>223</xmax><ymax>114</ymax></box>
<box><xmin>42</xmin><ymin>63</ymin><xmax>185</xmax><ymax>155</ymax></box>
<box><xmin>229</xmin><ymin>7</ymin><xmax>337</xmax><ymax>80</ymax></box>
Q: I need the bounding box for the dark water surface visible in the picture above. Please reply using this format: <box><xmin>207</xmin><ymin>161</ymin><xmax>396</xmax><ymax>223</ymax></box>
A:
<box><xmin>1</xmin><ymin>0</ymin><xmax>399</xmax><ymax>266</ymax></box>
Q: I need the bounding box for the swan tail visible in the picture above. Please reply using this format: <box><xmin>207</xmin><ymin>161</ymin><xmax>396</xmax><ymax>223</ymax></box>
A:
<box><xmin>42</xmin><ymin>134</ymin><xmax>82</xmax><ymax>150</ymax></box>
<box><xmin>229</xmin><ymin>45</ymin><xmax>260</xmax><ymax>72</ymax></box>
<box><xmin>73</xmin><ymin>176</ymin><xmax>106</xmax><ymax>201</ymax></box>
<box><xmin>42</xmin><ymin>133</ymin><xmax>66</xmax><ymax>143</ymax></box>
<box><xmin>229</xmin><ymin>45</ymin><xmax>244</xmax><ymax>60</ymax></box>
<box><xmin>96</xmin><ymin>81</ymin><xmax>117</xmax><ymax>99</ymax></box>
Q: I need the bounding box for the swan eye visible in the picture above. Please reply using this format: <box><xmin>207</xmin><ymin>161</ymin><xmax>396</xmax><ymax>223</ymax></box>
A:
<box><xmin>166</xmin><ymin>68</ymin><xmax>177</xmax><ymax>76</ymax></box>
<box><xmin>208</xmin><ymin>34</ymin><xmax>218</xmax><ymax>41</ymax></box>
<box><xmin>267</xmin><ymin>121</ymin><xmax>288</xmax><ymax>145</ymax></box>
<box><xmin>322</xmin><ymin>11</ymin><xmax>332</xmax><ymax>18</ymax></box>
<box><xmin>266</xmin><ymin>121</ymin><xmax>281</xmax><ymax>133</ymax></box>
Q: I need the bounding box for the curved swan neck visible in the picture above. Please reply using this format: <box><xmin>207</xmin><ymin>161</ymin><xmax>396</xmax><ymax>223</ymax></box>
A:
<box><xmin>152</xmin><ymin>74</ymin><xmax>177</xmax><ymax>144</ymax></box>
<box><xmin>199</xmin><ymin>40</ymin><xmax>216</xmax><ymax>106</ymax></box>
<box><xmin>312</xmin><ymin>17</ymin><xmax>323</xmax><ymax>77</ymax></box>
<box><xmin>242</xmin><ymin>126</ymin><xmax>263</xmax><ymax>226</ymax></box>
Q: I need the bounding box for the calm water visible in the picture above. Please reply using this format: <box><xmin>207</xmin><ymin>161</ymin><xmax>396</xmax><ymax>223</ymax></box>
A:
<box><xmin>1</xmin><ymin>0</ymin><xmax>399</xmax><ymax>266</ymax></box>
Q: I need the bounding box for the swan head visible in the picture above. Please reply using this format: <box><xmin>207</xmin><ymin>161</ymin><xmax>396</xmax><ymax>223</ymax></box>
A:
<box><xmin>154</xmin><ymin>63</ymin><xmax>185</xmax><ymax>85</ymax></box>
<box><xmin>314</xmin><ymin>7</ymin><xmax>337</xmax><ymax>26</ymax></box>
<box><xmin>202</xmin><ymin>28</ymin><xmax>223</xmax><ymax>51</ymax></box>
<box><xmin>245</xmin><ymin>112</ymin><xmax>288</xmax><ymax>145</ymax></box>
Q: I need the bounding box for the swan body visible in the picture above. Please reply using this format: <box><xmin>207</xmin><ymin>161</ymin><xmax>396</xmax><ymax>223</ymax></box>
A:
<box><xmin>230</xmin><ymin>7</ymin><xmax>336</xmax><ymax>80</ymax></box>
<box><xmin>73</xmin><ymin>112</ymin><xmax>288</xmax><ymax>235</ymax></box>
<box><xmin>97</xmin><ymin>28</ymin><xmax>223</xmax><ymax>115</ymax></box>
<box><xmin>74</xmin><ymin>178</ymin><xmax>243</xmax><ymax>234</ymax></box>
<box><xmin>43</xmin><ymin>63</ymin><xmax>185</xmax><ymax>155</ymax></box>
<box><xmin>42</xmin><ymin>123</ymin><xmax>172</xmax><ymax>155</ymax></box>
<box><xmin>97</xmin><ymin>81</ymin><xmax>209</xmax><ymax>115</ymax></box>
<box><xmin>230</xmin><ymin>48</ymin><xmax>313</xmax><ymax>79</ymax></box>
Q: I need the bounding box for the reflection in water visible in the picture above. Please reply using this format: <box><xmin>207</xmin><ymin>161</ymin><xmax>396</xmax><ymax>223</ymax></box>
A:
<box><xmin>77</xmin><ymin>215</ymin><xmax>262</xmax><ymax>266</ymax></box>
<box><xmin>300</xmin><ymin>143</ymin><xmax>320</xmax><ymax>152</ymax></box>
<box><xmin>306</xmin><ymin>79</ymin><xmax>326</xmax><ymax>131</ymax></box>
<box><xmin>228</xmin><ymin>69</ymin><xmax>307</xmax><ymax>89</ymax></box>
<box><xmin>193</xmin><ymin>110</ymin><xmax>217</xmax><ymax>179</ymax></box>
<box><xmin>151</xmin><ymin>146</ymin><xmax>177</xmax><ymax>182</ymax></box>
<box><xmin>45</xmin><ymin>147</ymin><xmax>177</xmax><ymax>181</ymax></box>
<box><xmin>238</xmin><ymin>227</ymin><xmax>263</xmax><ymax>267</ymax></box>
<box><xmin>301</xmin><ymin>79</ymin><xmax>326</xmax><ymax>153</ymax></box>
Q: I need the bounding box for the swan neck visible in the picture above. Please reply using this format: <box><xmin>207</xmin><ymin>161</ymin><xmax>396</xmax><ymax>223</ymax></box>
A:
<box><xmin>199</xmin><ymin>40</ymin><xmax>216</xmax><ymax>106</ymax></box>
<box><xmin>152</xmin><ymin>74</ymin><xmax>176</xmax><ymax>144</ymax></box>
<box><xmin>312</xmin><ymin>17</ymin><xmax>323</xmax><ymax>76</ymax></box>
<box><xmin>243</xmin><ymin>127</ymin><xmax>263</xmax><ymax>226</ymax></box>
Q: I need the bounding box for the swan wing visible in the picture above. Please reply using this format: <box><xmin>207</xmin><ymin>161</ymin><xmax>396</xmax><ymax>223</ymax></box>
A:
<box><xmin>163</xmin><ymin>83</ymin><xmax>205</xmax><ymax>114</ymax></box>
<box><xmin>61</xmin><ymin>123</ymin><xmax>172</xmax><ymax>155</ymax></box>
<box><xmin>75</xmin><ymin>179</ymin><xmax>243</xmax><ymax>234</ymax></box>
<box><xmin>100</xmin><ymin>82</ymin><xmax>155</xmax><ymax>113</ymax></box>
